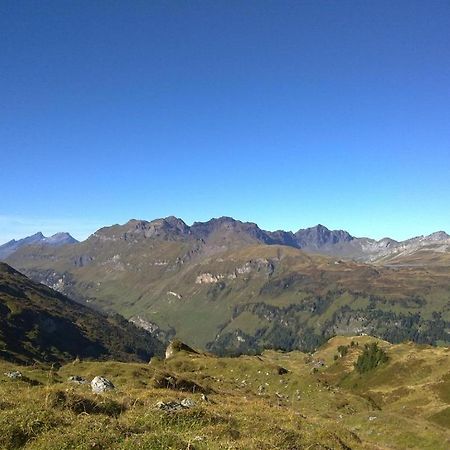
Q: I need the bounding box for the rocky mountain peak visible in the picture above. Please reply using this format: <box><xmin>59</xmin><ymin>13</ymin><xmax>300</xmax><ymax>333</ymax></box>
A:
<box><xmin>43</xmin><ymin>232</ymin><xmax>77</xmax><ymax>245</ymax></box>
<box><xmin>0</xmin><ymin>231</ymin><xmax>77</xmax><ymax>260</ymax></box>
<box><xmin>425</xmin><ymin>231</ymin><xmax>450</xmax><ymax>241</ymax></box>
<box><xmin>295</xmin><ymin>224</ymin><xmax>354</xmax><ymax>248</ymax></box>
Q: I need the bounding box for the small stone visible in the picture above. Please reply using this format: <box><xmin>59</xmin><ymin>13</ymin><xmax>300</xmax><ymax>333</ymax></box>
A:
<box><xmin>180</xmin><ymin>398</ymin><xmax>195</xmax><ymax>408</ymax></box>
<box><xmin>68</xmin><ymin>375</ymin><xmax>87</xmax><ymax>384</ymax></box>
<box><xmin>91</xmin><ymin>376</ymin><xmax>115</xmax><ymax>393</ymax></box>
<box><xmin>155</xmin><ymin>398</ymin><xmax>195</xmax><ymax>412</ymax></box>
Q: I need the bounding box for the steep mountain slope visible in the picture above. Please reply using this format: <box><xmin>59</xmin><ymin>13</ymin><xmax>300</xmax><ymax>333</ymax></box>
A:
<box><xmin>6</xmin><ymin>217</ymin><xmax>450</xmax><ymax>354</ymax></box>
<box><xmin>0</xmin><ymin>263</ymin><xmax>163</xmax><ymax>363</ymax></box>
<box><xmin>0</xmin><ymin>231</ymin><xmax>78</xmax><ymax>259</ymax></box>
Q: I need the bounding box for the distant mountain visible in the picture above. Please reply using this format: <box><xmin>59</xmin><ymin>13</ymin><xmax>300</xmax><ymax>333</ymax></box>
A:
<box><xmin>5</xmin><ymin>216</ymin><xmax>450</xmax><ymax>355</ymax></box>
<box><xmin>0</xmin><ymin>232</ymin><xmax>77</xmax><ymax>260</ymax></box>
<box><xmin>83</xmin><ymin>217</ymin><xmax>450</xmax><ymax>264</ymax></box>
<box><xmin>294</xmin><ymin>224</ymin><xmax>354</xmax><ymax>250</ymax></box>
<box><xmin>0</xmin><ymin>262</ymin><xmax>163</xmax><ymax>363</ymax></box>
<box><xmin>91</xmin><ymin>216</ymin><xmax>356</xmax><ymax>250</ymax></box>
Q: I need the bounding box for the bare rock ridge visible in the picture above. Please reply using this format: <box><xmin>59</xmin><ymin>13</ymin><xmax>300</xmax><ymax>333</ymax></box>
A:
<box><xmin>3</xmin><ymin>216</ymin><xmax>450</xmax><ymax>263</ymax></box>
<box><xmin>85</xmin><ymin>216</ymin><xmax>450</xmax><ymax>262</ymax></box>
<box><xmin>89</xmin><ymin>216</ymin><xmax>354</xmax><ymax>250</ymax></box>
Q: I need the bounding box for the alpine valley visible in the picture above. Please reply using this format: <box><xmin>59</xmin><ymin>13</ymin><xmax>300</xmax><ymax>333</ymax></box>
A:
<box><xmin>3</xmin><ymin>216</ymin><xmax>450</xmax><ymax>355</ymax></box>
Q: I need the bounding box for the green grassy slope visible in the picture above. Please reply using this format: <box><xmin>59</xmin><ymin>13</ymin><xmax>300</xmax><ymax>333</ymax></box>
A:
<box><xmin>0</xmin><ymin>336</ymin><xmax>448</xmax><ymax>449</ymax></box>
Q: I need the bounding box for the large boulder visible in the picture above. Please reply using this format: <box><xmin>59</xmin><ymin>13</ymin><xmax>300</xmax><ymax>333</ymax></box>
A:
<box><xmin>91</xmin><ymin>376</ymin><xmax>115</xmax><ymax>393</ymax></box>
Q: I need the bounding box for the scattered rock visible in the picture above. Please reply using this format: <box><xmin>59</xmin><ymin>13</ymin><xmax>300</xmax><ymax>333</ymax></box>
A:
<box><xmin>155</xmin><ymin>398</ymin><xmax>196</xmax><ymax>412</ymax></box>
<box><xmin>180</xmin><ymin>398</ymin><xmax>196</xmax><ymax>408</ymax></box>
<box><xmin>68</xmin><ymin>375</ymin><xmax>87</xmax><ymax>384</ymax></box>
<box><xmin>91</xmin><ymin>376</ymin><xmax>115</xmax><ymax>393</ymax></box>
<box><xmin>4</xmin><ymin>371</ymin><xmax>22</xmax><ymax>379</ymax></box>
<box><xmin>312</xmin><ymin>359</ymin><xmax>325</xmax><ymax>368</ymax></box>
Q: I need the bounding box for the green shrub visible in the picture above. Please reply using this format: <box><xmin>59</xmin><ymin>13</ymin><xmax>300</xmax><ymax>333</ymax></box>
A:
<box><xmin>354</xmin><ymin>343</ymin><xmax>388</xmax><ymax>373</ymax></box>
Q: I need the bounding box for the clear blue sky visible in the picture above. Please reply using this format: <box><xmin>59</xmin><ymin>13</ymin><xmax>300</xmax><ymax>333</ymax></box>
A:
<box><xmin>1</xmin><ymin>0</ymin><xmax>450</xmax><ymax>244</ymax></box>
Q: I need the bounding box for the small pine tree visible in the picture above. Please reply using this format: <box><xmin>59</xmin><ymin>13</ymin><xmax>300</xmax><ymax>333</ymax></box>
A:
<box><xmin>354</xmin><ymin>343</ymin><xmax>388</xmax><ymax>373</ymax></box>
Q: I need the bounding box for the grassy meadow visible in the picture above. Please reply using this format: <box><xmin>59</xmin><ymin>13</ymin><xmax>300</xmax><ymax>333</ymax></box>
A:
<box><xmin>0</xmin><ymin>336</ymin><xmax>448</xmax><ymax>449</ymax></box>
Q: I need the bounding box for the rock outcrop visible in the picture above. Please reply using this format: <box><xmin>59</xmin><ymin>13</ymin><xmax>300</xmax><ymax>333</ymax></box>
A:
<box><xmin>165</xmin><ymin>339</ymin><xmax>198</xmax><ymax>359</ymax></box>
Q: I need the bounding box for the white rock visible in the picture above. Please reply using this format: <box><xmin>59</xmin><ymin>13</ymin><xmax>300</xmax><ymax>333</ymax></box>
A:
<box><xmin>91</xmin><ymin>376</ymin><xmax>115</xmax><ymax>393</ymax></box>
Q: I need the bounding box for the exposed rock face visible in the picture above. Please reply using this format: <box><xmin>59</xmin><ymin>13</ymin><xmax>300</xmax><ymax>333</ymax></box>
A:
<box><xmin>91</xmin><ymin>376</ymin><xmax>115</xmax><ymax>393</ymax></box>
<box><xmin>129</xmin><ymin>316</ymin><xmax>160</xmax><ymax>334</ymax></box>
<box><xmin>196</xmin><ymin>259</ymin><xmax>274</xmax><ymax>284</ymax></box>
<box><xmin>165</xmin><ymin>339</ymin><xmax>198</xmax><ymax>359</ymax></box>
<box><xmin>196</xmin><ymin>273</ymin><xmax>223</xmax><ymax>284</ymax></box>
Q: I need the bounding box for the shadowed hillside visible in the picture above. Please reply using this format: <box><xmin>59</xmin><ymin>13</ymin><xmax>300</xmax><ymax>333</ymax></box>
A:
<box><xmin>0</xmin><ymin>263</ymin><xmax>164</xmax><ymax>363</ymax></box>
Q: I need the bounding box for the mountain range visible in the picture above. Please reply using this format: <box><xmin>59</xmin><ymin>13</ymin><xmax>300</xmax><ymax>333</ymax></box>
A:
<box><xmin>2</xmin><ymin>217</ymin><xmax>450</xmax><ymax>264</ymax></box>
<box><xmin>3</xmin><ymin>216</ymin><xmax>450</xmax><ymax>354</ymax></box>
